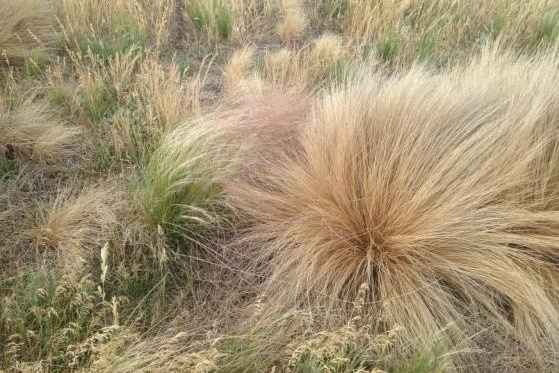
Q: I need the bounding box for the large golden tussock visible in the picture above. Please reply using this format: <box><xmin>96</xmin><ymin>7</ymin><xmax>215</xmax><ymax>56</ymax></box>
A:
<box><xmin>227</xmin><ymin>53</ymin><xmax>559</xmax><ymax>366</ymax></box>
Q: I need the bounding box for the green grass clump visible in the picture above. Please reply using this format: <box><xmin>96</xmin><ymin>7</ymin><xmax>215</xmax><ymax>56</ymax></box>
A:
<box><xmin>0</xmin><ymin>157</ymin><xmax>18</xmax><ymax>183</ymax></box>
<box><xmin>0</xmin><ymin>270</ymin><xmax>115</xmax><ymax>371</ymax></box>
<box><xmin>535</xmin><ymin>10</ymin><xmax>559</xmax><ymax>47</ymax></box>
<box><xmin>84</xmin><ymin>32</ymin><xmax>144</xmax><ymax>65</ymax></box>
<box><xmin>378</xmin><ymin>30</ymin><xmax>400</xmax><ymax>63</ymax></box>
<box><xmin>186</xmin><ymin>2</ymin><xmax>232</xmax><ymax>41</ymax></box>
<box><xmin>80</xmin><ymin>79</ymin><xmax>116</xmax><ymax>123</ymax></box>
<box><xmin>66</xmin><ymin>14</ymin><xmax>145</xmax><ymax>66</ymax></box>
<box><xmin>48</xmin><ymin>83</ymin><xmax>76</xmax><ymax>117</ymax></box>
<box><xmin>107</xmin><ymin>121</ymin><xmax>234</xmax><ymax>328</ymax></box>
<box><xmin>217</xmin><ymin>7</ymin><xmax>232</xmax><ymax>40</ymax></box>
<box><xmin>417</xmin><ymin>30</ymin><xmax>437</xmax><ymax>61</ymax></box>
<box><xmin>136</xmin><ymin>124</ymin><xmax>227</xmax><ymax>242</ymax></box>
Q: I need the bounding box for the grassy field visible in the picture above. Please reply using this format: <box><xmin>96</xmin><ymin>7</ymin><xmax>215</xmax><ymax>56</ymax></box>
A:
<box><xmin>1</xmin><ymin>0</ymin><xmax>559</xmax><ymax>372</ymax></box>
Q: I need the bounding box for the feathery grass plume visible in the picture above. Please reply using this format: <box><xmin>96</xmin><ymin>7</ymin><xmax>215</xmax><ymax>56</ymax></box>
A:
<box><xmin>135</xmin><ymin>113</ymin><xmax>238</xmax><ymax>246</ymax></box>
<box><xmin>0</xmin><ymin>0</ymin><xmax>57</xmax><ymax>68</ymax></box>
<box><xmin>0</xmin><ymin>92</ymin><xmax>82</xmax><ymax>163</ymax></box>
<box><xmin>225</xmin><ymin>84</ymin><xmax>310</xmax><ymax>169</ymax></box>
<box><xmin>227</xmin><ymin>52</ymin><xmax>559</xmax><ymax>369</ymax></box>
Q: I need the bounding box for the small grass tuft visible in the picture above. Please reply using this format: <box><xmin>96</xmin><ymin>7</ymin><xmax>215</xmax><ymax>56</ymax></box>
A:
<box><xmin>277</xmin><ymin>0</ymin><xmax>307</xmax><ymax>42</ymax></box>
<box><xmin>29</xmin><ymin>187</ymin><xmax>121</xmax><ymax>274</ymax></box>
<box><xmin>217</xmin><ymin>6</ymin><xmax>232</xmax><ymax>40</ymax></box>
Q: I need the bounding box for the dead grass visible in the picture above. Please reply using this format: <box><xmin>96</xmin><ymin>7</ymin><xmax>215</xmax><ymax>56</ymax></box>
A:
<box><xmin>0</xmin><ymin>91</ymin><xmax>82</xmax><ymax>163</ymax></box>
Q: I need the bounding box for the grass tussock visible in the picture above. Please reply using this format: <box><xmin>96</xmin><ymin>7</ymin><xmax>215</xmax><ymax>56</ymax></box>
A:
<box><xmin>277</xmin><ymin>0</ymin><xmax>307</xmax><ymax>42</ymax></box>
<box><xmin>116</xmin><ymin>116</ymin><xmax>239</xmax><ymax>326</ymax></box>
<box><xmin>223</xmin><ymin>46</ymin><xmax>255</xmax><ymax>94</ymax></box>
<box><xmin>0</xmin><ymin>0</ymin><xmax>58</xmax><ymax>68</ymax></box>
<box><xmin>227</xmin><ymin>52</ymin><xmax>559</xmax><ymax>369</ymax></box>
<box><xmin>0</xmin><ymin>92</ymin><xmax>82</xmax><ymax>163</ymax></box>
<box><xmin>312</xmin><ymin>33</ymin><xmax>346</xmax><ymax>63</ymax></box>
<box><xmin>135</xmin><ymin>117</ymin><xmax>236</xmax><ymax>241</ymax></box>
<box><xmin>29</xmin><ymin>187</ymin><xmax>122</xmax><ymax>274</ymax></box>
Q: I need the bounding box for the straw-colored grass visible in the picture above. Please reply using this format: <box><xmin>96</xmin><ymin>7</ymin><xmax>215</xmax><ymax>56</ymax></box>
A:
<box><xmin>227</xmin><ymin>52</ymin><xmax>559</xmax><ymax>369</ymax></box>
<box><xmin>277</xmin><ymin>0</ymin><xmax>307</xmax><ymax>42</ymax></box>
<box><xmin>0</xmin><ymin>92</ymin><xmax>82</xmax><ymax>163</ymax></box>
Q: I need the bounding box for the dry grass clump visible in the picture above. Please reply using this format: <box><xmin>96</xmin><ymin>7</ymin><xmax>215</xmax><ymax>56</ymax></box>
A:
<box><xmin>277</xmin><ymin>0</ymin><xmax>307</xmax><ymax>42</ymax></box>
<box><xmin>262</xmin><ymin>48</ymin><xmax>310</xmax><ymax>86</ymax></box>
<box><xmin>312</xmin><ymin>33</ymin><xmax>345</xmax><ymax>63</ymax></box>
<box><xmin>223</xmin><ymin>46</ymin><xmax>255</xmax><ymax>93</ymax></box>
<box><xmin>29</xmin><ymin>187</ymin><xmax>122</xmax><ymax>273</ymax></box>
<box><xmin>0</xmin><ymin>93</ymin><xmax>82</xmax><ymax>163</ymax></box>
<box><xmin>227</xmin><ymin>52</ymin><xmax>559</xmax><ymax>369</ymax></box>
<box><xmin>0</xmin><ymin>0</ymin><xmax>58</xmax><ymax>67</ymax></box>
